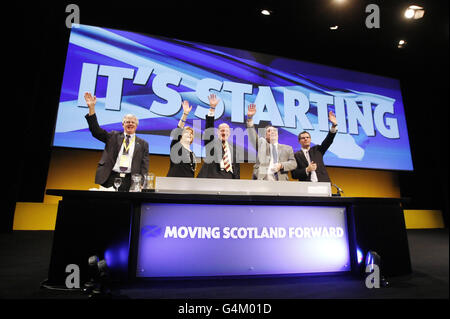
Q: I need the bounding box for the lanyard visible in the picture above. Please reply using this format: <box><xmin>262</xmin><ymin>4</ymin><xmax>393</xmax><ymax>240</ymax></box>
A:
<box><xmin>123</xmin><ymin>135</ymin><xmax>135</xmax><ymax>153</ymax></box>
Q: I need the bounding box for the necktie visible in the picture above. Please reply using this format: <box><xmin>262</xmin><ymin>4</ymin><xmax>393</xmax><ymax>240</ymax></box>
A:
<box><xmin>305</xmin><ymin>150</ymin><xmax>318</xmax><ymax>182</ymax></box>
<box><xmin>123</xmin><ymin>135</ymin><xmax>131</xmax><ymax>155</ymax></box>
<box><xmin>120</xmin><ymin>135</ymin><xmax>131</xmax><ymax>172</ymax></box>
<box><xmin>222</xmin><ymin>142</ymin><xmax>232</xmax><ymax>172</ymax></box>
<box><xmin>271</xmin><ymin>144</ymin><xmax>279</xmax><ymax>180</ymax></box>
<box><xmin>271</xmin><ymin>144</ymin><xmax>278</xmax><ymax>163</ymax></box>
<box><xmin>304</xmin><ymin>149</ymin><xmax>311</xmax><ymax>163</ymax></box>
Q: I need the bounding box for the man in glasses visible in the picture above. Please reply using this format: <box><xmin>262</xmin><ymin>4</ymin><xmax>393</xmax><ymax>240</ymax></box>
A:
<box><xmin>291</xmin><ymin>111</ymin><xmax>337</xmax><ymax>182</ymax></box>
<box><xmin>84</xmin><ymin>92</ymin><xmax>149</xmax><ymax>191</ymax></box>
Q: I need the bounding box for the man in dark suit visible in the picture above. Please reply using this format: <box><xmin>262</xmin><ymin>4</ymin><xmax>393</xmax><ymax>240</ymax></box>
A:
<box><xmin>197</xmin><ymin>94</ymin><xmax>240</xmax><ymax>179</ymax></box>
<box><xmin>291</xmin><ymin>111</ymin><xmax>337</xmax><ymax>183</ymax></box>
<box><xmin>84</xmin><ymin>92</ymin><xmax>149</xmax><ymax>191</ymax></box>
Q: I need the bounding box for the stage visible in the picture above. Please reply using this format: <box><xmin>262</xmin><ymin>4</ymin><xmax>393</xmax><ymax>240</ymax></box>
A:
<box><xmin>43</xmin><ymin>186</ymin><xmax>412</xmax><ymax>284</ymax></box>
<box><xmin>0</xmin><ymin>229</ymin><xmax>447</xmax><ymax>299</ymax></box>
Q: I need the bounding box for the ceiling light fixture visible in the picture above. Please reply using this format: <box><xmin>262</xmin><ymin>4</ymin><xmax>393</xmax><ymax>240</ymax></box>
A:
<box><xmin>404</xmin><ymin>8</ymin><xmax>415</xmax><ymax>19</ymax></box>
<box><xmin>261</xmin><ymin>9</ymin><xmax>271</xmax><ymax>16</ymax></box>
<box><xmin>404</xmin><ymin>5</ymin><xmax>425</xmax><ymax>19</ymax></box>
<box><xmin>398</xmin><ymin>39</ymin><xmax>407</xmax><ymax>48</ymax></box>
<box><xmin>330</xmin><ymin>25</ymin><xmax>339</xmax><ymax>30</ymax></box>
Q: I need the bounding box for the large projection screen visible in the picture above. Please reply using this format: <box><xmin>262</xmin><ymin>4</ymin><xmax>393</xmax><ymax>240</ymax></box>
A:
<box><xmin>54</xmin><ymin>24</ymin><xmax>413</xmax><ymax>171</ymax></box>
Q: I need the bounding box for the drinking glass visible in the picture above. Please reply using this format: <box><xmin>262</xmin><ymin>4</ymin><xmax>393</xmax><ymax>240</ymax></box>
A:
<box><xmin>114</xmin><ymin>178</ymin><xmax>122</xmax><ymax>192</ymax></box>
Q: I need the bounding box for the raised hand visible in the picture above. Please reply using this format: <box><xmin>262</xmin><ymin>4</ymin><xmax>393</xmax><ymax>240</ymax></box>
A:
<box><xmin>84</xmin><ymin>92</ymin><xmax>96</xmax><ymax>107</ymax></box>
<box><xmin>329</xmin><ymin>110</ymin><xmax>337</xmax><ymax>126</ymax></box>
<box><xmin>84</xmin><ymin>92</ymin><xmax>97</xmax><ymax>115</ymax></box>
<box><xmin>247</xmin><ymin>103</ymin><xmax>257</xmax><ymax>118</ymax></box>
<box><xmin>208</xmin><ymin>94</ymin><xmax>219</xmax><ymax>108</ymax></box>
<box><xmin>182</xmin><ymin>100</ymin><xmax>192</xmax><ymax>114</ymax></box>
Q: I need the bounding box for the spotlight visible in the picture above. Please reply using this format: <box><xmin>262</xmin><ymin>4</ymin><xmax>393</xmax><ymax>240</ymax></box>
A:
<box><xmin>82</xmin><ymin>255</ymin><xmax>112</xmax><ymax>298</ymax></box>
<box><xmin>364</xmin><ymin>250</ymin><xmax>389</xmax><ymax>287</ymax></box>
<box><xmin>397</xmin><ymin>39</ymin><xmax>407</xmax><ymax>48</ymax></box>
<box><xmin>92</xmin><ymin>259</ymin><xmax>111</xmax><ymax>298</ymax></box>
<box><xmin>330</xmin><ymin>25</ymin><xmax>339</xmax><ymax>30</ymax></box>
<box><xmin>404</xmin><ymin>8</ymin><xmax>415</xmax><ymax>19</ymax></box>
<box><xmin>404</xmin><ymin>5</ymin><xmax>425</xmax><ymax>20</ymax></box>
<box><xmin>81</xmin><ymin>255</ymin><xmax>99</xmax><ymax>293</ymax></box>
<box><xmin>365</xmin><ymin>250</ymin><xmax>380</xmax><ymax>272</ymax></box>
<box><xmin>261</xmin><ymin>9</ymin><xmax>271</xmax><ymax>16</ymax></box>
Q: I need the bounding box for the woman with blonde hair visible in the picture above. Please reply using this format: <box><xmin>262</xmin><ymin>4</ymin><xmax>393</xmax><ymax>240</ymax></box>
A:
<box><xmin>167</xmin><ymin>100</ymin><xmax>196</xmax><ymax>177</ymax></box>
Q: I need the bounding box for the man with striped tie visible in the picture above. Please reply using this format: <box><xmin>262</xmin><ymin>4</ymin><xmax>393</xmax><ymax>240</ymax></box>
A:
<box><xmin>197</xmin><ymin>94</ymin><xmax>240</xmax><ymax>179</ymax></box>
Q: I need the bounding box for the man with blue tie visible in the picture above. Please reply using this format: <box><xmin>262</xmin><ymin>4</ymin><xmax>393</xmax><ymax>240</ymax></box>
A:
<box><xmin>246</xmin><ymin>103</ymin><xmax>297</xmax><ymax>180</ymax></box>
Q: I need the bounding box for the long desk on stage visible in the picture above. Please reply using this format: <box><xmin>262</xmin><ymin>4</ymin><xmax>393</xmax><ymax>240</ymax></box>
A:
<box><xmin>45</xmin><ymin>187</ymin><xmax>411</xmax><ymax>285</ymax></box>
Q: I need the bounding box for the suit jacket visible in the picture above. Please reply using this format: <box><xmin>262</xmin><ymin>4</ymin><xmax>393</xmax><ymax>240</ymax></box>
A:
<box><xmin>85</xmin><ymin>114</ymin><xmax>149</xmax><ymax>185</ymax></box>
<box><xmin>291</xmin><ymin>131</ymin><xmax>336</xmax><ymax>182</ymax></box>
<box><xmin>247</xmin><ymin>123</ymin><xmax>297</xmax><ymax>181</ymax></box>
<box><xmin>167</xmin><ymin>127</ymin><xmax>196</xmax><ymax>178</ymax></box>
<box><xmin>197</xmin><ymin>116</ymin><xmax>240</xmax><ymax>179</ymax></box>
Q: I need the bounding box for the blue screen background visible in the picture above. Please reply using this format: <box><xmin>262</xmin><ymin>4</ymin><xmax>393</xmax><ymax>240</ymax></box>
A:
<box><xmin>54</xmin><ymin>24</ymin><xmax>413</xmax><ymax>171</ymax></box>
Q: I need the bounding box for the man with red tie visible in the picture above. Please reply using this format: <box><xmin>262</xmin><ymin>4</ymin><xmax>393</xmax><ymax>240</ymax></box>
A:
<box><xmin>197</xmin><ymin>94</ymin><xmax>240</xmax><ymax>179</ymax></box>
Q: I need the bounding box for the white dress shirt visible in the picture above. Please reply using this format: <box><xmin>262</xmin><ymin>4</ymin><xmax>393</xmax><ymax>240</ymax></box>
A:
<box><xmin>302</xmin><ymin>147</ymin><xmax>318</xmax><ymax>182</ymax></box>
<box><xmin>302</xmin><ymin>125</ymin><xmax>337</xmax><ymax>182</ymax></box>
<box><xmin>113</xmin><ymin>133</ymin><xmax>136</xmax><ymax>173</ymax></box>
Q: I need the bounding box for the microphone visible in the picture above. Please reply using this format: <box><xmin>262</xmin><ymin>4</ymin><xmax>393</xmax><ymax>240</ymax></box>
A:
<box><xmin>332</xmin><ymin>184</ymin><xmax>344</xmax><ymax>197</ymax></box>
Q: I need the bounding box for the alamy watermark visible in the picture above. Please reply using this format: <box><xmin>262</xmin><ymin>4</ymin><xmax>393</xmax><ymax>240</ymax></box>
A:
<box><xmin>365</xmin><ymin>264</ymin><xmax>381</xmax><ymax>289</ymax></box>
<box><xmin>65</xmin><ymin>4</ymin><xmax>380</xmax><ymax>30</ymax></box>
<box><xmin>65</xmin><ymin>264</ymin><xmax>80</xmax><ymax>288</ymax></box>
<box><xmin>65</xmin><ymin>4</ymin><xmax>80</xmax><ymax>29</ymax></box>
<box><xmin>365</xmin><ymin>4</ymin><xmax>380</xmax><ymax>29</ymax></box>
<box><xmin>170</xmin><ymin>122</ymin><xmax>279</xmax><ymax>165</ymax></box>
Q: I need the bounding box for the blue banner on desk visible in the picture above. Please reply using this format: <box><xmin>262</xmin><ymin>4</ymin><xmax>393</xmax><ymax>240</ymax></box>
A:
<box><xmin>54</xmin><ymin>24</ymin><xmax>413</xmax><ymax>171</ymax></box>
<box><xmin>137</xmin><ymin>203</ymin><xmax>350</xmax><ymax>277</ymax></box>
